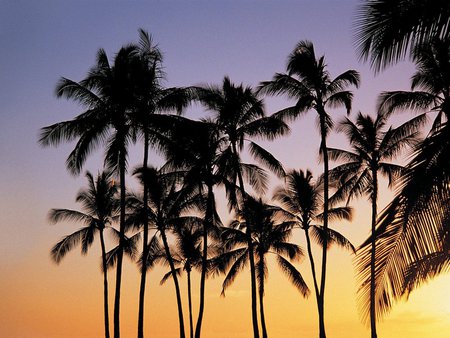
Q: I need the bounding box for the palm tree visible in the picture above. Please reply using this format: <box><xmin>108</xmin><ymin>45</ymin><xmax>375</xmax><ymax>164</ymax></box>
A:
<box><xmin>128</xmin><ymin>165</ymin><xmax>204</xmax><ymax>338</ymax></box>
<box><xmin>163</xmin><ymin>117</ymin><xmax>226</xmax><ymax>338</ymax></box>
<box><xmin>158</xmin><ymin>225</ymin><xmax>208</xmax><ymax>338</ymax></box>
<box><xmin>357</xmin><ymin>37</ymin><xmax>450</xmax><ymax>320</ymax></box>
<box><xmin>49</xmin><ymin>170</ymin><xmax>118</xmax><ymax>338</ymax></box>
<box><xmin>273</xmin><ymin>169</ymin><xmax>355</xmax><ymax>337</ymax></box>
<box><xmin>326</xmin><ymin>112</ymin><xmax>424</xmax><ymax>337</ymax></box>
<box><xmin>354</xmin><ymin>0</ymin><xmax>450</xmax><ymax>71</ymax></box>
<box><xmin>258</xmin><ymin>40</ymin><xmax>360</xmax><ymax>338</ymax></box>
<box><xmin>215</xmin><ymin>196</ymin><xmax>309</xmax><ymax>338</ymax></box>
<box><xmin>195</xmin><ymin>76</ymin><xmax>289</xmax><ymax>338</ymax></box>
<box><xmin>129</xmin><ymin>29</ymin><xmax>194</xmax><ymax>338</ymax></box>
<box><xmin>39</xmin><ymin>42</ymin><xmax>140</xmax><ymax>338</ymax></box>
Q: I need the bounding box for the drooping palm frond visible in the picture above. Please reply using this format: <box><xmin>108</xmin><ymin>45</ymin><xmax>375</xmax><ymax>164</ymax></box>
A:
<box><xmin>221</xmin><ymin>250</ymin><xmax>249</xmax><ymax>296</ymax></box>
<box><xmin>51</xmin><ymin>227</ymin><xmax>93</xmax><ymax>263</ymax></box>
<box><xmin>353</xmin><ymin>0</ymin><xmax>450</xmax><ymax>71</ymax></box>
<box><xmin>311</xmin><ymin>225</ymin><xmax>356</xmax><ymax>253</ymax></box>
<box><xmin>276</xmin><ymin>255</ymin><xmax>310</xmax><ymax>298</ymax></box>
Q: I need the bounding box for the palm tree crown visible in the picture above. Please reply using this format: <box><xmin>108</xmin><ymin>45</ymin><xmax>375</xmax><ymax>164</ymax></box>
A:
<box><xmin>49</xmin><ymin>170</ymin><xmax>118</xmax><ymax>338</ymax></box>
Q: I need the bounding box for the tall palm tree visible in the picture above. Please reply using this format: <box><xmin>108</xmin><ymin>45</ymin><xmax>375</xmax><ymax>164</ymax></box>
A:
<box><xmin>39</xmin><ymin>42</ymin><xmax>139</xmax><ymax>338</ymax></box>
<box><xmin>127</xmin><ymin>165</ymin><xmax>201</xmax><ymax>338</ymax></box>
<box><xmin>273</xmin><ymin>169</ymin><xmax>355</xmax><ymax>337</ymax></box>
<box><xmin>163</xmin><ymin>117</ymin><xmax>226</xmax><ymax>338</ymax></box>
<box><xmin>49</xmin><ymin>171</ymin><xmax>118</xmax><ymax>338</ymax></box>
<box><xmin>326</xmin><ymin>112</ymin><xmax>424</xmax><ymax>337</ymax></box>
<box><xmin>129</xmin><ymin>29</ymin><xmax>194</xmax><ymax>338</ymax></box>
<box><xmin>258</xmin><ymin>40</ymin><xmax>360</xmax><ymax>338</ymax></box>
<box><xmin>354</xmin><ymin>0</ymin><xmax>450</xmax><ymax>71</ymax></box>
<box><xmin>215</xmin><ymin>196</ymin><xmax>309</xmax><ymax>338</ymax></box>
<box><xmin>195</xmin><ymin>76</ymin><xmax>289</xmax><ymax>338</ymax></box>
<box><xmin>357</xmin><ymin>37</ymin><xmax>450</xmax><ymax>320</ymax></box>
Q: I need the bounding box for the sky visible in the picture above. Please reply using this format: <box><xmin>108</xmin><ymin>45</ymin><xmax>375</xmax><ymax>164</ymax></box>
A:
<box><xmin>0</xmin><ymin>1</ymin><xmax>449</xmax><ymax>337</ymax></box>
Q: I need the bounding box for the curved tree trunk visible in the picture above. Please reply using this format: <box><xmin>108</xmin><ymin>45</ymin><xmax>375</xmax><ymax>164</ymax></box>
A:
<box><xmin>195</xmin><ymin>183</ymin><xmax>214</xmax><ymax>338</ymax></box>
<box><xmin>161</xmin><ymin>228</ymin><xmax>186</xmax><ymax>338</ymax></box>
<box><xmin>138</xmin><ymin>133</ymin><xmax>150</xmax><ymax>338</ymax></box>
<box><xmin>233</xmin><ymin>143</ymin><xmax>260</xmax><ymax>338</ymax></box>
<box><xmin>100</xmin><ymin>229</ymin><xmax>111</xmax><ymax>338</ymax></box>
<box><xmin>187</xmin><ymin>266</ymin><xmax>194</xmax><ymax>338</ymax></box>
<box><xmin>370</xmin><ymin>169</ymin><xmax>378</xmax><ymax>338</ymax></box>
<box><xmin>258</xmin><ymin>258</ymin><xmax>268</xmax><ymax>338</ymax></box>
<box><xmin>304</xmin><ymin>227</ymin><xmax>320</xmax><ymax>308</ymax></box>
<box><xmin>114</xmin><ymin>149</ymin><xmax>127</xmax><ymax>338</ymax></box>
<box><xmin>318</xmin><ymin>110</ymin><xmax>328</xmax><ymax>338</ymax></box>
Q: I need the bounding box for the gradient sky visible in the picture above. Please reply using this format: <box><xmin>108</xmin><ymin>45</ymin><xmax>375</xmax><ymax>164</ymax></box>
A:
<box><xmin>0</xmin><ymin>1</ymin><xmax>449</xmax><ymax>337</ymax></box>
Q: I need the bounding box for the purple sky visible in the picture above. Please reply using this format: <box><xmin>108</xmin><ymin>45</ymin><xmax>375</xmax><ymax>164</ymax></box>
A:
<box><xmin>0</xmin><ymin>0</ymin><xmax>415</xmax><ymax>279</ymax></box>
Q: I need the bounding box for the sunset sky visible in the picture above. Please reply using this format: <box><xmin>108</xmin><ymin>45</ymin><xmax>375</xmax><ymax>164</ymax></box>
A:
<box><xmin>0</xmin><ymin>1</ymin><xmax>449</xmax><ymax>337</ymax></box>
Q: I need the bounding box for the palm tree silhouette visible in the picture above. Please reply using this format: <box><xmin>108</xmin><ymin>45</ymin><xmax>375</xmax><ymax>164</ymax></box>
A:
<box><xmin>127</xmin><ymin>165</ymin><xmax>202</xmax><ymax>338</ymax></box>
<box><xmin>358</xmin><ymin>37</ymin><xmax>450</xmax><ymax>319</ymax></box>
<box><xmin>129</xmin><ymin>29</ymin><xmax>194</xmax><ymax>338</ymax></box>
<box><xmin>195</xmin><ymin>76</ymin><xmax>288</xmax><ymax>338</ymax></box>
<box><xmin>326</xmin><ymin>112</ymin><xmax>423</xmax><ymax>337</ymax></box>
<box><xmin>49</xmin><ymin>171</ymin><xmax>118</xmax><ymax>338</ymax></box>
<box><xmin>163</xmin><ymin>117</ymin><xmax>227</xmax><ymax>338</ymax></box>
<box><xmin>158</xmin><ymin>224</ymin><xmax>211</xmax><ymax>338</ymax></box>
<box><xmin>273</xmin><ymin>169</ymin><xmax>355</xmax><ymax>336</ymax></box>
<box><xmin>258</xmin><ymin>40</ymin><xmax>360</xmax><ymax>338</ymax></box>
<box><xmin>40</xmin><ymin>42</ymin><xmax>140</xmax><ymax>338</ymax></box>
<box><xmin>354</xmin><ymin>0</ymin><xmax>450</xmax><ymax>71</ymax></box>
<box><xmin>215</xmin><ymin>196</ymin><xmax>309</xmax><ymax>338</ymax></box>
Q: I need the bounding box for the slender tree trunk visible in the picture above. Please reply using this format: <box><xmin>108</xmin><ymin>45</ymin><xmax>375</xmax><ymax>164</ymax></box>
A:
<box><xmin>304</xmin><ymin>227</ymin><xmax>320</xmax><ymax>305</ymax></box>
<box><xmin>100</xmin><ymin>229</ymin><xmax>111</xmax><ymax>338</ymax></box>
<box><xmin>195</xmin><ymin>183</ymin><xmax>213</xmax><ymax>338</ymax></box>
<box><xmin>187</xmin><ymin>266</ymin><xmax>194</xmax><ymax>338</ymax></box>
<box><xmin>138</xmin><ymin>133</ymin><xmax>150</xmax><ymax>338</ymax></box>
<box><xmin>233</xmin><ymin>143</ymin><xmax>260</xmax><ymax>338</ymax></box>
<box><xmin>258</xmin><ymin>258</ymin><xmax>268</xmax><ymax>338</ymax></box>
<box><xmin>370</xmin><ymin>169</ymin><xmax>378</xmax><ymax>338</ymax></box>
<box><xmin>114</xmin><ymin>150</ymin><xmax>127</xmax><ymax>338</ymax></box>
<box><xmin>161</xmin><ymin>228</ymin><xmax>186</xmax><ymax>338</ymax></box>
<box><xmin>318</xmin><ymin>110</ymin><xmax>328</xmax><ymax>338</ymax></box>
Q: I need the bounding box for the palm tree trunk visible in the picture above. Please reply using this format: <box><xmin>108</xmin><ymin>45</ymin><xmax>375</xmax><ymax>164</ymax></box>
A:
<box><xmin>138</xmin><ymin>133</ymin><xmax>150</xmax><ymax>338</ymax></box>
<box><xmin>187</xmin><ymin>266</ymin><xmax>194</xmax><ymax>338</ymax></box>
<box><xmin>114</xmin><ymin>150</ymin><xmax>127</xmax><ymax>338</ymax></box>
<box><xmin>233</xmin><ymin>143</ymin><xmax>260</xmax><ymax>338</ymax></box>
<box><xmin>195</xmin><ymin>183</ymin><xmax>213</xmax><ymax>338</ymax></box>
<box><xmin>161</xmin><ymin>228</ymin><xmax>186</xmax><ymax>338</ymax></box>
<box><xmin>100</xmin><ymin>229</ymin><xmax>111</xmax><ymax>338</ymax></box>
<box><xmin>318</xmin><ymin>110</ymin><xmax>328</xmax><ymax>338</ymax></box>
<box><xmin>370</xmin><ymin>169</ymin><xmax>378</xmax><ymax>338</ymax></box>
<box><xmin>258</xmin><ymin>258</ymin><xmax>268</xmax><ymax>338</ymax></box>
<box><xmin>247</xmin><ymin>231</ymin><xmax>261</xmax><ymax>338</ymax></box>
<box><xmin>304</xmin><ymin>227</ymin><xmax>320</xmax><ymax>306</ymax></box>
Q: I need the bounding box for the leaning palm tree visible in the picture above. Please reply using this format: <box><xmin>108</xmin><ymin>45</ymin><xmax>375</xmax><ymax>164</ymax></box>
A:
<box><xmin>327</xmin><ymin>112</ymin><xmax>424</xmax><ymax>338</ymax></box>
<box><xmin>39</xmin><ymin>42</ymin><xmax>139</xmax><ymax>338</ymax></box>
<box><xmin>215</xmin><ymin>196</ymin><xmax>309</xmax><ymax>338</ymax></box>
<box><xmin>354</xmin><ymin>0</ymin><xmax>450</xmax><ymax>71</ymax></box>
<box><xmin>273</xmin><ymin>169</ymin><xmax>355</xmax><ymax>337</ymax></box>
<box><xmin>357</xmin><ymin>37</ymin><xmax>450</xmax><ymax>320</ymax></box>
<box><xmin>258</xmin><ymin>40</ymin><xmax>360</xmax><ymax>338</ymax></box>
<box><xmin>49</xmin><ymin>170</ymin><xmax>118</xmax><ymax>338</ymax></box>
<box><xmin>195</xmin><ymin>76</ymin><xmax>289</xmax><ymax>338</ymax></box>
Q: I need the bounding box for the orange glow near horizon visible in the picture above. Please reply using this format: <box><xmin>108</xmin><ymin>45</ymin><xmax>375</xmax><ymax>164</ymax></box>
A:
<box><xmin>1</xmin><ymin>229</ymin><xmax>448</xmax><ymax>338</ymax></box>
